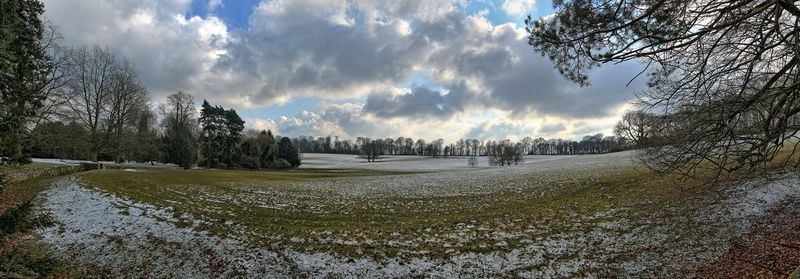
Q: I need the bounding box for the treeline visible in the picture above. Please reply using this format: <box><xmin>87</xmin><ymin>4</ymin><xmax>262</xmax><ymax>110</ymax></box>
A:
<box><xmin>0</xmin><ymin>6</ymin><xmax>300</xmax><ymax>169</ymax></box>
<box><xmin>291</xmin><ymin>133</ymin><xmax>628</xmax><ymax>158</ymax></box>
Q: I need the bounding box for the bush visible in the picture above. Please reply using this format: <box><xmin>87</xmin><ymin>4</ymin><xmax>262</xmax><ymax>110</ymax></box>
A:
<box><xmin>467</xmin><ymin>156</ymin><xmax>478</xmax><ymax>167</ymax></box>
<box><xmin>238</xmin><ymin>155</ymin><xmax>260</xmax><ymax>170</ymax></box>
<box><xmin>265</xmin><ymin>158</ymin><xmax>291</xmax><ymax>169</ymax></box>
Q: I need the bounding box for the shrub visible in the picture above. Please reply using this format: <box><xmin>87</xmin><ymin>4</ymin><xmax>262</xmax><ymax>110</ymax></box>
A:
<box><xmin>467</xmin><ymin>156</ymin><xmax>478</xmax><ymax>167</ymax></box>
<box><xmin>265</xmin><ymin>158</ymin><xmax>291</xmax><ymax>169</ymax></box>
<box><xmin>238</xmin><ymin>155</ymin><xmax>260</xmax><ymax>170</ymax></box>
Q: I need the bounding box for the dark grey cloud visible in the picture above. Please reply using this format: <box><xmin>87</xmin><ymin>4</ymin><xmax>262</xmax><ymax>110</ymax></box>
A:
<box><xmin>463</xmin><ymin>121</ymin><xmax>536</xmax><ymax>141</ymax></box>
<box><xmin>539</xmin><ymin>123</ymin><xmax>566</xmax><ymax>134</ymax></box>
<box><xmin>362</xmin><ymin>82</ymin><xmax>481</xmax><ymax>119</ymax></box>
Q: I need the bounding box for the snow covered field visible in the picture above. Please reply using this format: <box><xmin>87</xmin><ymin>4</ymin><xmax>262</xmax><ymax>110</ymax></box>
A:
<box><xmin>34</xmin><ymin>151</ymin><xmax>800</xmax><ymax>277</ymax></box>
<box><xmin>300</xmin><ymin>153</ymin><xmax>573</xmax><ymax>172</ymax></box>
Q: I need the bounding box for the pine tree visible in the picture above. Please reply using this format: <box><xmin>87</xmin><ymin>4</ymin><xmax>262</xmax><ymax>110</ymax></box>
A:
<box><xmin>277</xmin><ymin>137</ymin><xmax>301</xmax><ymax>168</ymax></box>
<box><xmin>0</xmin><ymin>0</ymin><xmax>49</xmax><ymax>164</ymax></box>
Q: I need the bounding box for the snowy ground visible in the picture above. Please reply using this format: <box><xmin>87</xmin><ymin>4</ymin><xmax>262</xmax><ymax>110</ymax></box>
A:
<box><xmin>34</xmin><ymin>152</ymin><xmax>800</xmax><ymax>277</ymax></box>
<box><xmin>300</xmin><ymin>153</ymin><xmax>573</xmax><ymax>172</ymax></box>
<box><xmin>31</xmin><ymin>158</ymin><xmax>176</xmax><ymax>169</ymax></box>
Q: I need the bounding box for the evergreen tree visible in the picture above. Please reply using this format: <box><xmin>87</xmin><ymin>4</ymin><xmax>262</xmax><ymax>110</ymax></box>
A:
<box><xmin>164</xmin><ymin>125</ymin><xmax>195</xmax><ymax>170</ymax></box>
<box><xmin>199</xmin><ymin>100</ymin><xmax>244</xmax><ymax>168</ymax></box>
<box><xmin>222</xmin><ymin>108</ymin><xmax>244</xmax><ymax>168</ymax></box>
<box><xmin>0</xmin><ymin>0</ymin><xmax>48</xmax><ymax>164</ymax></box>
<box><xmin>199</xmin><ymin>100</ymin><xmax>222</xmax><ymax>168</ymax></box>
<box><xmin>277</xmin><ymin>137</ymin><xmax>301</xmax><ymax>168</ymax></box>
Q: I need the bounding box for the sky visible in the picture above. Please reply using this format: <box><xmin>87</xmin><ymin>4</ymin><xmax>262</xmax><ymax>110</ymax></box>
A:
<box><xmin>41</xmin><ymin>0</ymin><xmax>646</xmax><ymax>142</ymax></box>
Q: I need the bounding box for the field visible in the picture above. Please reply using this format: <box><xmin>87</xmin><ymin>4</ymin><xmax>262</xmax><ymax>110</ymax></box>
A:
<box><xmin>32</xmin><ymin>152</ymin><xmax>800</xmax><ymax>277</ymax></box>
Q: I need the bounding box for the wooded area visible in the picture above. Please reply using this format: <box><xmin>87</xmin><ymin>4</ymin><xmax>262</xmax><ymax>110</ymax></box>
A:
<box><xmin>0</xmin><ymin>0</ymin><xmax>301</xmax><ymax>170</ymax></box>
<box><xmin>527</xmin><ymin>0</ymin><xmax>800</xmax><ymax>180</ymax></box>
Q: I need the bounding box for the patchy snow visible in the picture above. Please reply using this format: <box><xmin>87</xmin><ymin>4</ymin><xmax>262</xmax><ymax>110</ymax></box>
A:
<box><xmin>37</xmin><ymin>178</ymin><xmax>294</xmax><ymax>278</ymax></box>
<box><xmin>300</xmin><ymin>153</ymin><xmax>575</xmax><ymax>172</ymax></box>
<box><xmin>36</xmin><ymin>169</ymin><xmax>800</xmax><ymax>277</ymax></box>
<box><xmin>31</xmin><ymin>158</ymin><xmax>176</xmax><ymax>168</ymax></box>
<box><xmin>31</xmin><ymin>158</ymin><xmax>83</xmax><ymax>166</ymax></box>
<box><xmin>279</xmin><ymin>152</ymin><xmax>638</xmax><ymax>199</ymax></box>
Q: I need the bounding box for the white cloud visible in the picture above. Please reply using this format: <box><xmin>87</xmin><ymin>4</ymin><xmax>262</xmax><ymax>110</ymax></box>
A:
<box><xmin>501</xmin><ymin>0</ymin><xmax>536</xmax><ymax>17</ymax></box>
<box><xmin>207</xmin><ymin>0</ymin><xmax>223</xmax><ymax>13</ymax></box>
<box><xmin>42</xmin><ymin>0</ymin><xmax>229</xmax><ymax>103</ymax></box>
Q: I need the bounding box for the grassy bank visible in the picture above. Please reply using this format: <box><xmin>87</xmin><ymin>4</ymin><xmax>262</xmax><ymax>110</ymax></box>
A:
<box><xmin>0</xmin><ymin>164</ymin><xmax>84</xmax><ymax>278</ymax></box>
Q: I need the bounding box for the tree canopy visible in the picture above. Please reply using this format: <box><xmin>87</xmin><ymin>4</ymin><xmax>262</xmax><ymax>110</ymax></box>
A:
<box><xmin>527</xmin><ymin>0</ymin><xmax>800</xmax><ymax>179</ymax></box>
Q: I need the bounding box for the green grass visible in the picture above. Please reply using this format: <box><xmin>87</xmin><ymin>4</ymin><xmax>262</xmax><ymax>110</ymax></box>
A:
<box><xmin>75</xmin><ymin>165</ymin><xmax>702</xmax><ymax>258</ymax></box>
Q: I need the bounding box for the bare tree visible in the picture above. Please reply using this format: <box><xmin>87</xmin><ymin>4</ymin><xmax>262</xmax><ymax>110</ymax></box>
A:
<box><xmin>107</xmin><ymin>58</ymin><xmax>149</xmax><ymax>162</ymax></box>
<box><xmin>159</xmin><ymin>90</ymin><xmax>196</xmax><ymax>130</ymax></box>
<box><xmin>159</xmin><ymin>90</ymin><xmax>198</xmax><ymax>169</ymax></box>
<box><xmin>614</xmin><ymin>110</ymin><xmax>656</xmax><ymax>147</ymax></box>
<box><xmin>64</xmin><ymin>45</ymin><xmax>116</xmax><ymax>161</ymax></box>
<box><xmin>527</xmin><ymin>0</ymin><xmax>800</xmax><ymax>180</ymax></box>
<box><xmin>467</xmin><ymin>155</ymin><xmax>478</xmax><ymax>167</ymax></box>
<box><xmin>360</xmin><ymin>138</ymin><xmax>381</xmax><ymax>162</ymax></box>
<box><xmin>28</xmin><ymin>21</ymin><xmax>70</xmax><ymax>133</ymax></box>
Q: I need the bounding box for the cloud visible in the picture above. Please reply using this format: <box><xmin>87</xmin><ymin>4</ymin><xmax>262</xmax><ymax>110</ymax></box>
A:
<box><xmin>42</xmin><ymin>0</ymin><xmax>229</xmax><ymax>103</ymax></box>
<box><xmin>464</xmin><ymin>121</ymin><xmax>537</xmax><ymax>141</ymax></box>
<box><xmin>41</xmin><ymin>0</ymin><xmax>646</xmax><ymax>140</ymax></box>
<box><xmin>538</xmin><ymin>123</ymin><xmax>566</xmax><ymax>134</ymax></box>
<box><xmin>362</xmin><ymin>82</ymin><xmax>482</xmax><ymax>119</ymax></box>
<box><xmin>501</xmin><ymin>0</ymin><xmax>536</xmax><ymax>16</ymax></box>
<box><xmin>207</xmin><ymin>0</ymin><xmax>223</xmax><ymax>13</ymax></box>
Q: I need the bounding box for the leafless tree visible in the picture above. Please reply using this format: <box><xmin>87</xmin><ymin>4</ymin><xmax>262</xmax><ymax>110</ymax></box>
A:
<box><xmin>28</xmin><ymin>21</ymin><xmax>70</xmax><ymax>132</ymax></box>
<box><xmin>63</xmin><ymin>44</ymin><xmax>149</xmax><ymax>161</ymax></box>
<box><xmin>467</xmin><ymin>155</ymin><xmax>478</xmax><ymax>167</ymax></box>
<box><xmin>106</xmin><ymin>58</ymin><xmax>149</xmax><ymax>162</ymax></box>
<box><xmin>64</xmin><ymin>45</ymin><xmax>116</xmax><ymax>161</ymax></box>
<box><xmin>360</xmin><ymin>138</ymin><xmax>381</xmax><ymax>162</ymax></box>
<box><xmin>527</xmin><ymin>0</ymin><xmax>800</xmax><ymax>181</ymax></box>
<box><xmin>159</xmin><ymin>90</ymin><xmax>196</xmax><ymax>131</ymax></box>
<box><xmin>614</xmin><ymin>110</ymin><xmax>656</xmax><ymax>147</ymax></box>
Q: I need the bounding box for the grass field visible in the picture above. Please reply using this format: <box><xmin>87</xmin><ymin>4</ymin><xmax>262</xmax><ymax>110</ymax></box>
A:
<box><xmin>33</xmin><ymin>152</ymin><xmax>800</xmax><ymax>277</ymax></box>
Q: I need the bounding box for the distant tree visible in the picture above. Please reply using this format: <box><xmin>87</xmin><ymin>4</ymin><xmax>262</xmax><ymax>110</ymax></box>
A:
<box><xmin>277</xmin><ymin>137</ymin><xmax>301</xmax><ymax>168</ymax></box>
<box><xmin>488</xmin><ymin>143</ymin><xmax>524</xmax><ymax>166</ymax></box>
<box><xmin>27</xmin><ymin>22</ymin><xmax>70</xmax><ymax>141</ymax></box>
<box><xmin>131</xmin><ymin>109</ymin><xmax>160</xmax><ymax>162</ymax></box>
<box><xmin>467</xmin><ymin>155</ymin><xmax>478</xmax><ymax>168</ymax></box>
<box><xmin>160</xmin><ymin>91</ymin><xmax>197</xmax><ymax>169</ymax></box>
<box><xmin>0</xmin><ymin>0</ymin><xmax>49</xmax><ymax>164</ymax></box>
<box><xmin>28</xmin><ymin>121</ymin><xmax>88</xmax><ymax>160</ymax></box>
<box><xmin>63</xmin><ymin>45</ymin><xmax>114</xmax><ymax>161</ymax></box>
<box><xmin>107</xmin><ymin>58</ymin><xmax>149</xmax><ymax>162</ymax></box>
<box><xmin>239</xmin><ymin>129</ymin><xmax>280</xmax><ymax>169</ymax></box>
<box><xmin>164</xmin><ymin>125</ymin><xmax>196</xmax><ymax>170</ymax></box>
<box><xmin>260</xmin><ymin>130</ymin><xmax>277</xmax><ymax>165</ymax></box>
<box><xmin>614</xmin><ymin>110</ymin><xmax>655</xmax><ymax>147</ymax></box>
<box><xmin>527</xmin><ymin>0</ymin><xmax>800</xmax><ymax>179</ymax></box>
<box><xmin>199</xmin><ymin>100</ymin><xmax>222</xmax><ymax>168</ymax></box>
<box><xmin>199</xmin><ymin>100</ymin><xmax>244</xmax><ymax>168</ymax></box>
<box><xmin>360</xmin><ymin>139</ymin><xmax>381</xmax><ymax>162</ymax></box>
<box><xmin>223</xmin><ymin>108</ymin><xmax>245</xmax><ymax>167</ymax></box>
